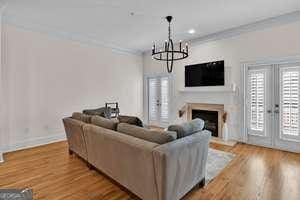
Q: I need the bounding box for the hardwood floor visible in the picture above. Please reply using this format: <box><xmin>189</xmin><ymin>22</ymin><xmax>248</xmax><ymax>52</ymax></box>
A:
<box><xmin>0</xmin><ymin>141</ymin><xmax>299</xmax><ymax>200</ymax></box>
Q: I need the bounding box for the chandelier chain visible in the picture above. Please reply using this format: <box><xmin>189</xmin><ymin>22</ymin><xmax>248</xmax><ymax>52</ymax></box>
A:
<box><xmin>168</xmin><ymin>21</ymin><xmax>171</xmax><ymax>41</ymax></box>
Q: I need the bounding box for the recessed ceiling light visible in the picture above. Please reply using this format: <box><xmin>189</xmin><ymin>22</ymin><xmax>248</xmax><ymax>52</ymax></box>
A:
<box><xmin>188</xmin><ymin>29</ymin><xmax>195</xmax><ymax>34</ymax></box>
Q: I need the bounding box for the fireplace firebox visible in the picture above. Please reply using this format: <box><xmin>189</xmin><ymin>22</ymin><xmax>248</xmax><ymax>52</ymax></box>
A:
<box><xmin>192</xmin><ymin>110</ymin><xmax>219</xmax><ymax>137</ymax></box>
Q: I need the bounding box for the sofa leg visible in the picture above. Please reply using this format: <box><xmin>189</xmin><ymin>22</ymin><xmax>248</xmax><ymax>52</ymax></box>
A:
<box><xmin>68</xmin><ymin>149</ymin><xmax>73</xmax><ymax>155</ymax></box>
<box><xmin>86</xmin><ymin>162</ymin><xmax>94</xmax><ymax>170</ymax></box>
<box><xmin>198</xmin><ymin>177</ymin><xmax>205</xmax><ymax>188</ymax></box>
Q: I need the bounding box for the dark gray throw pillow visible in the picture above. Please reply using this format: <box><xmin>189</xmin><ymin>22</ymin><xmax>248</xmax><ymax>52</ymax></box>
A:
<box><xmin>168</xmin><ymin>118</ymin><xmax>205</xmax><ymax>138</ymax></box>
<box><xmin>117</xmin><ymin>115</ymin><xmax>143</xmax><ymax>127</ymax></box>
<box><xmin>83</xmin><ymin>107</ymin><xmax>111</xmax><ymax>118</ymax></box>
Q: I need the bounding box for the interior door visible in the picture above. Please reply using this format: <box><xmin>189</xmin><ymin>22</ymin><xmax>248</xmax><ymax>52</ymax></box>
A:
<box><xmin>246</xmin><ymin>65</ymin><xmax>273</xmax><ymax>147</ymax></box>
<box><xmin>274</xmin><ymin>63</ymin><xmax>300</xmax><ymax>152</ymax></box>
<box><xmin>148</xmin><ymin>76</ymin><xmax>170</xmax><ymax>127</ymax></box>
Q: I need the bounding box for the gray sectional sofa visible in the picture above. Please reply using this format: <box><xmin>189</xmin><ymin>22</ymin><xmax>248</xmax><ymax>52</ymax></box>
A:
<box><xmin>63</xmin><ymin>113</ymin><xmax>211</xmax><ymax>200</ymax></box>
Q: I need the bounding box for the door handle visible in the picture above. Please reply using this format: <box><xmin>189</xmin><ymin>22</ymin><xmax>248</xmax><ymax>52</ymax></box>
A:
<box><xmin>267</xmin><ymin>110</ymin><xmax>272</xmax><ymax>114</ymax></box>
<box><xmin>274</xmin><ymin>104</ymin><xmax>279</xmax><ymax>114</ymax></box>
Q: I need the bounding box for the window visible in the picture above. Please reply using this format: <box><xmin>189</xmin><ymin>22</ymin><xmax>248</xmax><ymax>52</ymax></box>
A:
<box><xmin>248</xmin><ymin>70</ymin><xmax>265</xmax><ymax>132</ymax></box>
<box><xmin>148</xmin><ymin>76</ymin><xmax>170</xmax><ymax>125</ymax></box>
<box><xmin>280</xmin><ymin>67</ymin><xmax>300</xmax><ymax>138</ymax></box>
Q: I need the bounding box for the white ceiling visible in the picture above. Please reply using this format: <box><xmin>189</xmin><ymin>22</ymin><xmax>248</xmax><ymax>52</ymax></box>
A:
<box><xmin>1</xmin><ymin>0</ymin><xmax>300</xmax><ymax>53</ymax></box>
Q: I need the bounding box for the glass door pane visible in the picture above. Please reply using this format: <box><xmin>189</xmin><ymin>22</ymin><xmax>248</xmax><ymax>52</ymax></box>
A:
<box><xmin>279</xmin><ymin>66</ymin><xmax>300</xmax><ymax>142</ymax></box>
<box><xmin>246</xmin><ymin>65</ymin><xmax>272</xmax><ymax>147</ymax></box>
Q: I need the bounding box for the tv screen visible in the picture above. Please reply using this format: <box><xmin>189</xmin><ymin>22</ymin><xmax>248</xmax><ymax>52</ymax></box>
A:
<box><xmin>185</xmin><ymin>60</ymin><xmax>224</xmax><ymax>87</ymax></box>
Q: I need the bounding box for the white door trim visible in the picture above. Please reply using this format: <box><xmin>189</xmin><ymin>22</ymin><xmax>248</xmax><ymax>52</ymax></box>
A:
<box><xmin>144</xmin><ymin>74</ymin><xmax>173</xmax><ymax>127</ymax></box>
<box><xmin>241</xmin><ymin>55</ymin><xmax>300</xmax><ymax>153</ymax></box>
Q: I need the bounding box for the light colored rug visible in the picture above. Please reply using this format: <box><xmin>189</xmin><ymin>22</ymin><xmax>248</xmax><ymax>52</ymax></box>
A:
<box><xmin>206</xmin><ymin>148</ymin><xmax>235</xmax><ymax>183</ymax></box>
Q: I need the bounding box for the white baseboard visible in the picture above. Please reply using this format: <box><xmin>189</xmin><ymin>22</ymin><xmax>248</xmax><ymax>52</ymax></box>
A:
<box><xmin>2</xmin><ymin>133</ymin><xmax>66</xmax><ymax>153</ymax></box>
<box><xmin>0</xmin><ymin>153</ymin><xmax>3</xmax><ymax>163</ymax></box>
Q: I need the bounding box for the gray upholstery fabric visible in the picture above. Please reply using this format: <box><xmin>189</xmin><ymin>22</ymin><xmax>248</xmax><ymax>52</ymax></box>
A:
<box><xmin>83</xmin><ymin>125</ymin><xmax>160</xmax><ymax>200</ymax></box>
<box><xmin>63</xmin><ymin>117</ymin><xmax>88</xmax><ymax>160</ymax></box>
<box><xmin>64</xmin><ymin>116</ymin><xmax>211</xmax><ymax>200</ymax></box>
<box><xmin>117</xmin><ymin>115</ymin><xmax>144</xmax><ymax>127</ymax></box>
<box><xmin>168</xmin><ymin>118</ymin><xmax>205</xmax><ymax>138</ymax></box>
<box><xmin>153</xmin><ymin>130</ymin><xmax>211</xmax><ymax>200</ymax></box>
<box><xmin>91</xmin><ymin>115</ymin><xmax>118</xmax><ymax>130</ymax></box>
<box><xmin>83</xmin><ymin>107</ymin><xmax>111</xmax><ymax>118</ymax></box>
<box><xmin>117</xmin><ymin>123</ymin><xmax>177</xmax><ymax>144</ymax></box>
<box><xmin>72</xmin><ymin>112</ymin><xmax>91</xmax><ymax>123</ymax></box>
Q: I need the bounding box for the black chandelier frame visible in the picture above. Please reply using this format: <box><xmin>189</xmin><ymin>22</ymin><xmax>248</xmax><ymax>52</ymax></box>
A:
<box><xmin>152</xmin><ymin>16</ymin><xmax>189</xmax><ymax>73</ymax></box>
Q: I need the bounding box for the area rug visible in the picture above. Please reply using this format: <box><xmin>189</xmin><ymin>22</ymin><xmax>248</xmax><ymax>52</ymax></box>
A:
<box><xmin>206</xmin><ymin>148</ymin><xmax>235</xmax><ymax>184</ymax></box>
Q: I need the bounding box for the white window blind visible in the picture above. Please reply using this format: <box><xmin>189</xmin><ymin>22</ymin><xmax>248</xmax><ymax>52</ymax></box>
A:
<box><xmin>160</xmin><ymin>77</ymin><xmax>169</xmax><ymax>123</ymax></box>
<box><xmin>281</xmin><ymin>68</ymin><xmax>300</xmax><ymax>137</ymax></box>
<box><xmin>148</xmin><ymin>76</ymin><xmax>170</xmax><ymax>125</ymax></box>
<box><xmin>249</xmin><ymin>71</ymin><xmax>265</xmax><ymax>132</ymax></box>
<box><xmin>148</xmin><ymin>78</ymin><xmax>159</xmax><ymax>121</ymax></box>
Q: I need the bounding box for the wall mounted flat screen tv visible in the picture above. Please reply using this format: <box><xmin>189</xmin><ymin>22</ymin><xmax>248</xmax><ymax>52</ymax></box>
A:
<box><xmin>185</xmin><ymin>60</ymin><xmax>224</xmax><ymax>87</ymax></box>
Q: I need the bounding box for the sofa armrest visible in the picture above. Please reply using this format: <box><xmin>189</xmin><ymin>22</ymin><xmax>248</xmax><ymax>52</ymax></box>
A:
<box><xmin>63</xmin><ymin>117</ymin><xmax>88</xmax><ymax>160</ymax></box>
<box><xmin>152</xmin><ymin>130</ymin><xmax>211</xmax><ymax>200</ymax></box>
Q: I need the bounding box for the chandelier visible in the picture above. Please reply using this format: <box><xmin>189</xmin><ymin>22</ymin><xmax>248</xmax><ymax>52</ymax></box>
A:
<box><xmin>152</xmin><ymin>16</ymin><xmax>189</xmax><ymax>73</ymax></box>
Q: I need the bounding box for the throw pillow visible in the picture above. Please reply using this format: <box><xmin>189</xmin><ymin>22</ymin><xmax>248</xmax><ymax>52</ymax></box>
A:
<box><xmin>117</xmin><ymin>123</ymin><xmax>176</xmax><ymax>144</ymax></box>
<box><xmin>117</xmin><ymin>115</ymin><xmax>143</xmax><ymax>127</ymax></box>
<box><xmin>91</xmin><ymin>115</ymin><xmax>118</xmax><ymax>130</ymax></box>
<box><xmin>72</xmin><ymin>112</ymin><xmax>91</xmax><ymax>123</ymax></box>
<box><xmin>168</xmin><ymin>118</ymin><xmax>205</xmax><ymax>138</ymax></box>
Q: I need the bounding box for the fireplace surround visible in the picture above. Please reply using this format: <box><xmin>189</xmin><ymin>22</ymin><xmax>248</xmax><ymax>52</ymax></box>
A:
<box><xmin>186</xmin><ymin>103</ymin><xmax>225</xmax><ymax>138</ymax></box>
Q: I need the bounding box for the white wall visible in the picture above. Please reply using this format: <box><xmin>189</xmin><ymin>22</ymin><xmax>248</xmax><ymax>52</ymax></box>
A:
<box><xmin>143</xmin><ymin>21</ymin><xmax>300</xmax><ymax>141</ymax></box>
<box><xmin>1</xmin><ymin>24</ymin><xmax>143</xmax><ymax>152</ymax></box>
<box><xmin>0</xmin><ymin>10</ymin><xmax>4</xmax><ymax>161</ymax></box>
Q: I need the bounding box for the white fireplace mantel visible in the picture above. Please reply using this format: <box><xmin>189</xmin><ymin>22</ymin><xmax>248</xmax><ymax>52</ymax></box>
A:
<box><xmin>178</xmin><ymin>85</ymin><xmax>236</xmax><ymax>93</ymax></box>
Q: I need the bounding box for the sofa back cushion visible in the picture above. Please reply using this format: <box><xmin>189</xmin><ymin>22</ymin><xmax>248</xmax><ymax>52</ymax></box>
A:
<box><xmin>167</xmin><ymin>118</ymin><xmax>205</xmax><ymax>139</ymax></box>
<box><xmin>117</xmin><ymin>115</ymin><xmax>143</xmax><ymax>127</ymax></box>
<box><xmin>91</xmin><ymin>116</ymin><xmax>118</xmax><ymax>130</ymax></box>
<box><xmin>72</xmin><ymin>112</ymin><xmax>91</xmax><ymax>123</ymax></box>
<box><xmin>117</xmin><ymin>123</ymin><xmax>177</xmax><ymax>144</ymax></box>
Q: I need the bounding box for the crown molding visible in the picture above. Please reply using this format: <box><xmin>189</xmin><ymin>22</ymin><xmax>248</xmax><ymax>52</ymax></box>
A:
<box><xmin>1</xmin><ymin>8</ymin><xmax>300</xmax><ymax>55</ymax></box>
<box><xmin>189</xmin><ymin>11</ymin><xmax>300</xmax><ymax>46</ymax></box>
<box><xmin>1</xmin><ymin>14</ymin><xmax>143</xmax><ymax>56</ymax></box>
<box><xmin>142</xmin><ymin>11</ymin><xmax>300</xmax><ymax>54</ymax></box>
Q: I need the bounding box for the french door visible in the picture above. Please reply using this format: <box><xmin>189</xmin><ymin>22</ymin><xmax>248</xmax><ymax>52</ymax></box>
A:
<box><xmin>148</xmin><ymin>76</ymin><xmax>170</xmax><ymax>127</ymax></box>
<box><xmin>245</xmin><ymin>61</ymin><xmax>300</xmax><ymax>152</ymax></box>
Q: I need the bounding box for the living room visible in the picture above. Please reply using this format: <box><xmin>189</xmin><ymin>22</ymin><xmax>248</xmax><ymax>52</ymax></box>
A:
<box><xmin>0</xmin><ymin>0</ymin><xmax>300</xmax><ymax>199</ymax></box>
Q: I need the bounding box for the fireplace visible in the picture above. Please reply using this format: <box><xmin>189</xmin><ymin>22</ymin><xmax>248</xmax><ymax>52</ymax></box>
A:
<box><xmin>184</xmin><ymin>103</ymin><xmax>225</xmax><ymax>138</ymax></box>
<box><xmin>192</xmin><ymin>110</ymin><xmax>219</xmax><ymax>137</ymax></box>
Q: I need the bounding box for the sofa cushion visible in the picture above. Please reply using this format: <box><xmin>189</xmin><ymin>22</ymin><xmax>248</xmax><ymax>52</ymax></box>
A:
<box><xmin>117</xmin><ymin>123</ymin><xmax>177</xmax><ymax>144</ymax></box>
<box><xmin>72</xmin><ymin>112</ymin><xmax>91</xmax><ymax>123</ymax></box>
<box><xmin>167</xmin><ymin>118</ymin><xmax>205</xmax><ymax>138</ymax></box>
<box><xmin>91</xmin><ymin>116</ymin><xmax>118</xmax><ymax>130</ymax></box>
<box><xmin>117</xmin><ymin>115</ymin><xmax>143</xmax><ymax>127</ymax></box>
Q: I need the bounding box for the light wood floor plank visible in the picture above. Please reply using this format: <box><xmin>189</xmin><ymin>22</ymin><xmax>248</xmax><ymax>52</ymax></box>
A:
<box><xmin>0</xmin><ymin>141</ymin><xmax>299</xmax><ymax>200</ymax></box>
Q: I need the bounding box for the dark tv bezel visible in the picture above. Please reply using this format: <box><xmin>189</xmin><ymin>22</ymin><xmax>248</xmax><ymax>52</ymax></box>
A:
<box><xmin>185</xmin><ymin>60</ymin><xmax>225</xmax><ymax>87</ymax></box>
